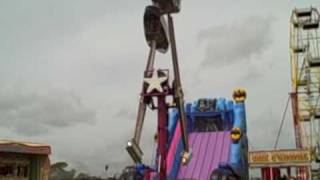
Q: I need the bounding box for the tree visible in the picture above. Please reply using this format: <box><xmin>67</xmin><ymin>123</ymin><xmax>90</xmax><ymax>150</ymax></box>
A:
<box><xmin>50</xmin><ymin>162</ymin><xmax>76</xmax><ymax>180</ymax></box>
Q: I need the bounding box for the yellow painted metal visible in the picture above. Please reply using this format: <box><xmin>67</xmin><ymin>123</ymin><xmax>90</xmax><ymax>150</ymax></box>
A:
<box><xmin>290</xmin><ymin>7</ymin><xmax>320</xmax><ymax>152</ymax></box>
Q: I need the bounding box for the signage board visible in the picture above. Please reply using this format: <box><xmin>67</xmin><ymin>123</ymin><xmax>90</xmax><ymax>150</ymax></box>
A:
<box><xmin>249</xmin><ymin>149</ymin><xmax>313</xmax><ymax>167</ymax></box>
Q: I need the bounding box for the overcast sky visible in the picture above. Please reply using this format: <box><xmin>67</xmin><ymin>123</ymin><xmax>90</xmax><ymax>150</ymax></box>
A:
<box><xmin>0</xmin><ymin>0</ymin><xmax>319</xmax><ymax>176</ymax></box>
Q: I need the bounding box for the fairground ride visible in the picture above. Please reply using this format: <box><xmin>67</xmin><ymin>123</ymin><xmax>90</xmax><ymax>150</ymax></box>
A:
<box><xmin>290</xmin><ymin>7</ymin><xmax>320</xmax><ymax>159</ymax></box>
<box><xmin>246</xmin><ymin>6</ymin><xmax>320</xmax><ymax>180</ymax></box>
<box><xmin>122</xmin><ymin>0</ymin><xmax>249</xmax><ymax>180</ymax></box>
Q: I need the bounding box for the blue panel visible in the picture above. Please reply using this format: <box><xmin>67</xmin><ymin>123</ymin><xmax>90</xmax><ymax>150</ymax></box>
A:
<box><xmin>185</xmin><ymin>103</ymin><xmax>193</xmax><ymax>132</ymax></box>
<box><xmin>233</xmin><ymin>102</ymin><xmax>246</xmax><ymax>133</ymax></box>
<box><xmin>168</xmin><ymin>108</ymin><xmax>179</xmax><ymax>144</ymax></box>
<box><xmin>228</xmin><ymin>101</ymin><xmax>248</xmax><ymax>177</ymax></box>
<box><xmin>168</xmin><ymin>137</ymin><xmax>183</xmax><ymax>180</ymax></box>
<box><xmin>230</xmin><ymin>142</ymin><xmax>241</xmax><ymax>165</ymax></box>
<box><xmin>167</xmin><ymin>107</ymin><xmax>183</xmax><ymax>179</ymax></box>
<box><xmin>226</xmin><ymin>100</ymin><xmax>234</xmax><ymax>111</ymax></box>
<box><xmin>216</xmin><ymin>98</ymin><xmax>226</xmax><ymax>112</ymax></box>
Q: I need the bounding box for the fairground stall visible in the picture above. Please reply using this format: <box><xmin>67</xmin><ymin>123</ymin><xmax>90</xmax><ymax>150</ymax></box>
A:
<box><xmin>0</xmin><ymin>140</ymin><xmax>51</xmax><ymax>180</ymax></box>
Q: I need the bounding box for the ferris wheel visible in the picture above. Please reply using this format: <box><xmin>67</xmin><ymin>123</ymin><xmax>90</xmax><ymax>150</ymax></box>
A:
<box><xmin>290</xmin><ymin>7</ymin><xmax>320</xmax><ymax>152</ymax></box>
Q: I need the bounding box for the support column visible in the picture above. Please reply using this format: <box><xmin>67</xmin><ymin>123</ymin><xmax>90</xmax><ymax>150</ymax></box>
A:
<box><xmin>157</xmin><ymin>95</ymin><xmax>168</xmax><ymax>180</ymax></box>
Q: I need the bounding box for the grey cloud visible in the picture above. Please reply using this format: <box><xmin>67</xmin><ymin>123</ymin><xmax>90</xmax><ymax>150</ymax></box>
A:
<box><xmin>67</xmin><ymin>144</ymin><xmax>131</xmax><ymax>176</ymax></box>
<box><xmin>248</xmin><ymin>108</ymin><xmax>295</xmax><ymax>150</ymax></box>
<box><xmin>57</xmin><ymin>130</ymin><xmax>136</xmax><ymax>176</ymax></box>
<box><xmin>198</xmin><ymin>16</ymin><xmax>274</xmax><ymax>67</ymax></box>
<box><xmin>241</xmin><ymin>60</ymin><xmax>276</xmax><ymax>83</ymax></box>
<box><xmin>241</xmin><ymin>65</ymin><xmax>265</xmax><ymax>83</ymax></box>
<box><xmin>115</xmin><ymin>106</ymin><xmax>136</xmax><ymax>120</ymax></box>
<box><xmin>249</xmin><ymin>109</ymin><xmax>278</xmax><ymax>149</ymax></box>
<box><xmin>0</xmin><ymin>89</ymin><xmax>96</xmax><ymax>136</ymax></box>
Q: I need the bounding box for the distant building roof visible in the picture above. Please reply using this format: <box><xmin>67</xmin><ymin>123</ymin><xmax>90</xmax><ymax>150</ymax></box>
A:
<box><xmin>0</xmin><ymin>139</ymin><xmax>51</xmax><ymax>155</ymax></box>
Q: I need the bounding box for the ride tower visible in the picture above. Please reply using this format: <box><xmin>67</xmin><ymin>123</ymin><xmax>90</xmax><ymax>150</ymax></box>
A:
<box><xmin>290</xmin><ymin>6</ymin><xmax>320</xmax><ymax>178</ymax></box>
<box><xmin>125</xmin><ymin>1</ymin><xmax>191</xmax><ymax>179</ymax></box>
